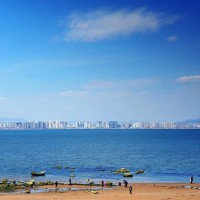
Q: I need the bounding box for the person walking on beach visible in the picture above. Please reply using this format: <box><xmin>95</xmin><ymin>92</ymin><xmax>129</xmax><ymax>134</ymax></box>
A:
<box><xmin>55</xmin><ymin>181</ymin><xmax>58</xmax><ymax>189</ymax></box>
<box><xmin>101</xmin><ymin>180</ymin><xmax>104</xmax><ymax>190</ymax></box>
<box><xmin>69</xmin><ymin>178</ymin><xmax>72</xmax><ymax>185</ymax></box>
<box><xmin>129</xmin><ymin>185</ymin><xmax>132</xmax><ymax>194</ymax></box>
<box><xmin>190</xmin><ymin>176</ymin><xmax>194</xmax><ymax>184</ymax></box>
<box><xmin>123</xmin><ymin>180</ymin><xmax>128</xmax><ymax>187</ymax></box>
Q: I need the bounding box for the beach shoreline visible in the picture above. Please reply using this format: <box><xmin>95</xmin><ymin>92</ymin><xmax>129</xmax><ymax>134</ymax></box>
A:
<box><xmin>0</xmin><ymin>182</ymin><xmax>199</xmax><ymax>200</ymax></box>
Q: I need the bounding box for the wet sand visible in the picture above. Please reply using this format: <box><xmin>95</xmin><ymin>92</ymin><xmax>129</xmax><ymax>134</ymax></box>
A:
<box><xmin>0</xmin><ymin>183</ymin><xmax>199</xmax><ymax>200</ymax></box>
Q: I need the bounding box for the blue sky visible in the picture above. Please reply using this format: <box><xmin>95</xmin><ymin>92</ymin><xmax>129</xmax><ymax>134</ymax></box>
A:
<box><xmin>0</xmin><ymin>0</ymin><xmax>200</xmax><ymax>122</ymax></box>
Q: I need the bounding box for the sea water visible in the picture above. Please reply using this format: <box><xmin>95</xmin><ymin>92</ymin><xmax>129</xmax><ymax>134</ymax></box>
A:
<box><xmin>0</xmin><ymin>129</ymin><xmax>199</xmax><ymax>183</ymax></box>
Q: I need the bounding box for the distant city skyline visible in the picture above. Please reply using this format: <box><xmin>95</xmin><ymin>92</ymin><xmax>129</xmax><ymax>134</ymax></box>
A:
<box><xmin>0</xmin><ymin>119</ymin><xmax>200</xmax><ymax>130</ymax></box>
<box><xmin>0</xmin><ymin>0</ymin><xmax>200</xmax><ymax>122</ymax></box>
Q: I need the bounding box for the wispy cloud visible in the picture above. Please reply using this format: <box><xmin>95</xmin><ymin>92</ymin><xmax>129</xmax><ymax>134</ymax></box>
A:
<box><xmin>0</xmin><ymin>97</ymin><xmax>6</xmax><ymax>101</ymax></box>
<box><xmin>177</xmin><ymin>75</ymin><xmax>200</xmax><ymax>83</ymax></box>
<box><xmin>58</xmin><ymin>90</ymin><xmax>88</xmax><ymax>97</ymax></box>
<box><xmin>83</xmin><ymin>79</ymin><xmax>155</xmax><ymax>90</ymax></box>
<box><xmin>167</xmin><ymin>35</ymin><xmax>178</xmax><ymax>42</ymax></box>
<box><xmin>62</xmin><ymin>8</ymin><xmax>179</xmax><ymax>42</ymax></box>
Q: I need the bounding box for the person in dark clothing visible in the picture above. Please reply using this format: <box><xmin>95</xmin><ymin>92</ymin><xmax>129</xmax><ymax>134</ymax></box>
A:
<box><xmin>123</xmin><ymin>180</ymin><xmax>128</xmax><ymax>187</ymax></box>
<box><xmin>129</xmin><ymin>185</ymin><xmax>132</xmax><ymax>194</ymax></box>
<box><xmin>55</xmin><ymin>181</ymin><xmax>58</xmax><ymax>189</ymax></box>
<box><xmin>69</xmin><ymin>178</ymin><xmax>72</xmax><ymax>185</ymax></box>
<box><xmin>190</xmin><ymin>176</ymin><xmax>194</xmax><ymax>184</ymax></box>
<box><xmin>101</xmin><ymin>180</ymin><xmax>104</xmax><ymax>189</ymax></box>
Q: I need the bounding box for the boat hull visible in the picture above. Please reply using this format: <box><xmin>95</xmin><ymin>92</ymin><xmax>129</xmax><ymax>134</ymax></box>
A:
<box><xmin>31</xmin><ymin>171</ymin><xmax>45</xmax><ymax>176</ymax></box>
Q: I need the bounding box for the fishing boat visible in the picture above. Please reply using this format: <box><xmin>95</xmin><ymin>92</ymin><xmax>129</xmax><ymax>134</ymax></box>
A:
<box><xmin>31</xmin><ymin>170</ymin><xmax>45</xmax><ymax>176</ymax></box>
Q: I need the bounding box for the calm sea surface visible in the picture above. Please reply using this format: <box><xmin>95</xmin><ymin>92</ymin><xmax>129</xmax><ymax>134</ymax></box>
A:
<box><xmin>0</xmin><ymin>129</ymin><xmax>199</xmax><ymax>183</ymax></box>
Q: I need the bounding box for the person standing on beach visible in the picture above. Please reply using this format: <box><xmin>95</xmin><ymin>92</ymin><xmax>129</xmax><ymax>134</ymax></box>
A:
<box><xmin>190</xmin><ymin>176</ymin><xmax>193</xmax><ymax>184</ymax></box>
<box><xmin>55</xmin><ymin>181</ymin><xmax>58</xmax><ymax>189</ymax></box>
<box><xmin>123</xmin><ymin>180</ymin><xmax>128</xmax><ymax>187</ymax></box>
<box><xmin>129</xmin><ymin>186</ymin><xmax>132</xmax><ymax>194</ymax></box>
<box><xmin>101</xmin><ymin>180</ymin><xmax>104</xmax><ymax>190</ymax></box>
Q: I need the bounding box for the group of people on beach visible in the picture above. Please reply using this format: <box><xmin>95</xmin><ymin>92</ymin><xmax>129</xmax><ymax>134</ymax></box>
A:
<box><xmin>54</xmin><ymin>175</ymin><xmax>196</xmax><ymax>195</ymax></box>
<box><xmin>55</xmin><ymin>179</ymin><xmax>72</xmax><ymax>189</ymax></box>
<box><xmin>53</xmin><ymin>176</ymin><xmax>195</xmax><ymax>195</ymax></box>
<box><xmin>121</xmin><ymin>180</ymin><xmax>132</xmax><ymax>194</ymax></box>
<box><xmin>102</xmin><ymin>179</ymin><xmax>132</xmax><ymax>194</ymax></box>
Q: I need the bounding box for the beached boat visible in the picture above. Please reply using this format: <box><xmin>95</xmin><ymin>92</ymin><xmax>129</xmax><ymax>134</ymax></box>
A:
<box><xmin>31</xmin><ymin>170</ymin><xmax>45</xmax><ymax>176</ymax></box>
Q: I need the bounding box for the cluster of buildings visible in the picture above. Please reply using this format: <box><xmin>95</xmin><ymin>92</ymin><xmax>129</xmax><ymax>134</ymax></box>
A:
<box><xmin>0</xmin><ymin>120</ymin><xmax>200</xmax><ymax>130</ymax></box>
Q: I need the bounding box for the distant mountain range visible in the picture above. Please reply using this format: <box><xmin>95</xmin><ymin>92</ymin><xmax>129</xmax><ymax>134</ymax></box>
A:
<box><xmin>0</xmin><ymin>118</ymin><xmax>199</xmax><ymax>123</ymax></box>
<box><xmin>181</xmin><ymin>119</ymin><xmax>200</xmax><ymax>124</ymax></box>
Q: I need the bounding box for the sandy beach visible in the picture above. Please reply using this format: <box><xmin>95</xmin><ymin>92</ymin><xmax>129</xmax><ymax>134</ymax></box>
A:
<box><xmin>0</xmin><ymin>183</ymin><xmax>199</xmax><ymax>200</ymax></box>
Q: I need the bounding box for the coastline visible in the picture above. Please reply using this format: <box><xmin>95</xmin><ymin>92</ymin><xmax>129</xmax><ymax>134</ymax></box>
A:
<box><xmin>0</xmin><ymin>183</ymin><xmax>199</xmax><ymax>200</ymax></box>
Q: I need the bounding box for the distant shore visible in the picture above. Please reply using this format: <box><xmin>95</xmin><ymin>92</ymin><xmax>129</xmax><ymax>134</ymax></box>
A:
<box><xmin>0</xmin><ymin>183</ymin><xmax>199</xmax><ymax>200</ymax></box>
<box><xmin>0</xmin><ymin>127</ymin><xmax>200</xmax><ymax>130</ymax></box>
<box><xmin>1</xmin><ymin>119</ymin><xmax>200</xmax><ymax>129</ymax></box>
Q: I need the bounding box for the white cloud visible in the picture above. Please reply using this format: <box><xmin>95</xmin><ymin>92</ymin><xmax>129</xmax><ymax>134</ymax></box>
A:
<box><xmin>167</xmin><ymin>35</ymin><xmax>178</xmax><ymax>42</ymax></box>
<box><xmin>58</xmin><ymin>90</ymin><xmax>88</xmax><ymax>97</ymax></box>
<box><xmin>177</xmin><ymin>75</ymin><xmax>200</xmax><ymax>83</ymax></box>
<box><xmin>63</xmin><ymin>8</ymin><xmax>179</xmax><ymax>42</ymax></box>
<box><xmin>83</xmin><ymin>79</ymin><xmax>155</xmax><ymax>90</ymax></box>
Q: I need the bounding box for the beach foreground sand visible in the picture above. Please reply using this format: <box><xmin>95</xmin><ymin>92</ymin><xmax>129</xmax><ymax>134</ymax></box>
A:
<box><xmin>0</xmin><ymin>183</ymin><xmax>199</xmax><ymax>200</ymax></box>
